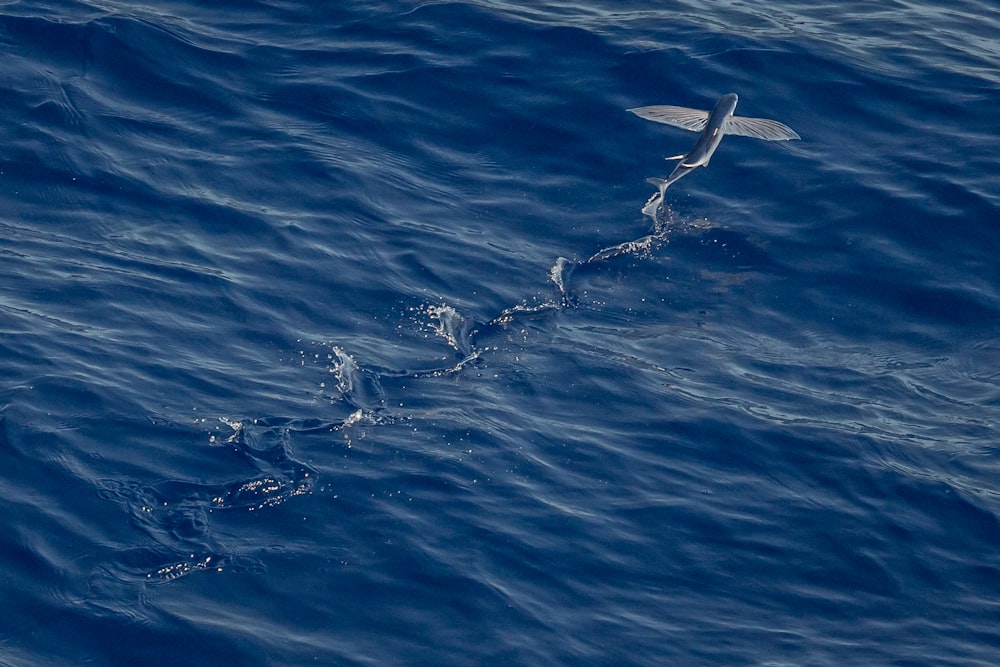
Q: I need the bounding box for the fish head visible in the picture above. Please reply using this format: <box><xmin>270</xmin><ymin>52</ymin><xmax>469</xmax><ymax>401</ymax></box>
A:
<box><xmin>714</xmin><ymin>93</ymin><xmax>739</xmax><ymax>118</ymax></box>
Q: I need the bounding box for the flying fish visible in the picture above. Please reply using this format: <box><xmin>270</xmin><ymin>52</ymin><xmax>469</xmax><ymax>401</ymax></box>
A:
<box><xmin>629</xmin><ymin>93</ymin><xmax>799</xmax><ymax>196</ymax></box>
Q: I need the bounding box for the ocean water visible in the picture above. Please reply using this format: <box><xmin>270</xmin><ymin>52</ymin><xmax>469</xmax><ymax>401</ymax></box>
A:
<box><xmin>0</xmin><ymin>1</ymin><xmax>998</xmax><ymax>664</ymax></box>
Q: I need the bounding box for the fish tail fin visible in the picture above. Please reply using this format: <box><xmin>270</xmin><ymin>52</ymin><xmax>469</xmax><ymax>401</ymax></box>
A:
<box><xmin>646</xmin><ymin>177</ymin><xmax>669</xmax><ymax>193</ymax></box>
<box><xmin>642</xmin><ymin>177</ymin><xmax>670</xmax><ymax>219</ymax></box>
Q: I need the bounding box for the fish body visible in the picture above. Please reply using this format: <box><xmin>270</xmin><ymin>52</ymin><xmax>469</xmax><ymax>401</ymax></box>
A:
<box><xmin>629</xmin><ymin>93</ymin><xmax>799</xmax><ymax>192</ymax></box>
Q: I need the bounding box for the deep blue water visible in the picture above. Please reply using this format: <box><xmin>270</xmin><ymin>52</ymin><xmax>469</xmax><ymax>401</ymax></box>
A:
<box><xmin>1</xmin><ymin>1</ymin><xmax>998</xmax><ymax>664</ymax></box>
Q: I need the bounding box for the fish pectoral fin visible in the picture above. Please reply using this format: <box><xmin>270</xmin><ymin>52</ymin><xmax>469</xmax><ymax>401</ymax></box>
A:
<box><xmin>664</xmin><ymin>154</ymin><xmax>686</xmax><ymax>160</ymax></box>
<box><xmin>628</xmin><ymin>105</ymin><xmax>710</xmax><ymax>132</ymax></box>
<box><xmin>723</xmin><ymin>116</ymin><xmax>801</xmax><ymax>140</ymax></box>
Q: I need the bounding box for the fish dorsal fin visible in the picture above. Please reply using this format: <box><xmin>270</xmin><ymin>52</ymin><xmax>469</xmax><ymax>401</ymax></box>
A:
<box><xmin>723</xmin><ymin>115</ymin><xmax>800</xmax><ymax>140</ymax></box>
<box><xmin>628</xmin><ymin>105</ymin><xmax>709</xmax><ymax>132</ymax></box>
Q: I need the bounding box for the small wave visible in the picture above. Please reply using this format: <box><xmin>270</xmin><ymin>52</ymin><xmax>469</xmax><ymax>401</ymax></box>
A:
<box><xmin>331</xmin><ymin>346</ymin><xmax>386</xmax><ymax>411</ymax></box>
<box><xmin>96</xmin><ymin>417</ymin><xmax>316</xmax><ymax>586</ymax></box>
<box><xmin>424</xmin><ymin>303</ymin><xmax>475</xmax><ymax>356</ymax></box>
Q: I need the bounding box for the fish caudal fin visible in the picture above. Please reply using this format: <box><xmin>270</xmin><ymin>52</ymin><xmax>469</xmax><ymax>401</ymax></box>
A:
<box><xmin>642</xmin><ymin>178</ymin><xmax>669</xmax><ymax>219</ymax></box>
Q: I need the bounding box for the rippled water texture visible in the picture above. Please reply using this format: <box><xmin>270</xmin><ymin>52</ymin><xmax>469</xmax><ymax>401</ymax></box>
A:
<box><xmin>0</xmin><ymin>1</ymin><xmax>998</xmax><ymax>665</ymax></box>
